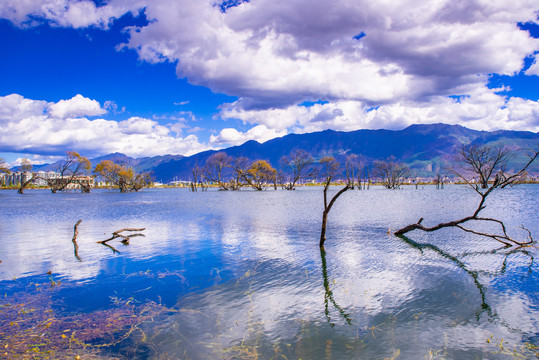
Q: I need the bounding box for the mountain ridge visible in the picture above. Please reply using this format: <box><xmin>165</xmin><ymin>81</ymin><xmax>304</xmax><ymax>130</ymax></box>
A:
<box><xmin>13</xmin><ymin>124</ymin><xmax>539</xmax><ymax>182</ymax></box>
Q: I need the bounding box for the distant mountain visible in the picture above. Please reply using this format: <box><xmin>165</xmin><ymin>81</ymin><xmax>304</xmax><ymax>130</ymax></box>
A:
<box><xmin>13</xmin><ymin>124</ymin><xmax>538</xmax><ymax>182</ymax></box>
<box><xmin>19</xmin><ymin>152</ymin><xmax>184</xmax><ymax>174</ymax></box>
<box><xmin>152</xmin><ymin>123</ymin><xmax>539</xmax><ymax>182</ymax></box>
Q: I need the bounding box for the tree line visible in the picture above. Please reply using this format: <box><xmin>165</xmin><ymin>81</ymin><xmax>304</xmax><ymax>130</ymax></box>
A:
<box><xmin>2</xmin><ymin>153</ymin><xmax>153</xmax><ymax>194</ymax></box>
<box><xmin>188</xmin><ymin>149</ymin><xmax>414</xmax><ymax>192</ymax></box>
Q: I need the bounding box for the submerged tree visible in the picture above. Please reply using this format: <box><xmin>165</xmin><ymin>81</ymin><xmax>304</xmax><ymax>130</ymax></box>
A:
<box><xmin>94</xmin><ymin>160</ymin><xmax>152</xmax><ymax>192</ymax></box>
<box><xmin>202</xmin><ymin>152</ymin><xmax>233</xmax><ymax>190</ymax></box>
<box><xmin>395</xmin><ymin>145</ymin><xmax>539</xmax><ymax>247</ymax></box>
<box><xmin>244</xmin><ymin>160</ymin><xmax>277</xmax><ymax>191</ymax></box>
<box><xmin>189</xmin><ymin>160</ymin><xmax>206</xmax><ymax>192</ymax></box>
<box><xmin>229</xmin><ymin>156</ymin><xmax>250</xmax><ymax>190</ymax></box>
<box><xmin>47</xmin><ymin>152</ymin><xmax>92</xmax><ymax>193</ymax></box>
<box><xmin>280</xmin><ymin>149</ymin><xmax>316</xmax><ymax>190</ymax></box>
<box><xmin>457</xmin><ymin>144</ymin><xmax>510</xmax><ymax>189</ymax></box>
<box><xmin>319</xmin><ymin>156</ymin><xmax>350</xmax><ymax>248</ymax></box>
<box><xmin>345</xmin><ymin>154</ymin><xmax>363</xmax><ymax>189</ymax></box>
<box><xmin>373</xmin><ymin>157</ymin><xmax>410</xmax><ymax>189</ymax></box>
<box><xmin>17</xmin><ymin>158</ymin><xmax>36</xmax><ymax>194</ymax></box>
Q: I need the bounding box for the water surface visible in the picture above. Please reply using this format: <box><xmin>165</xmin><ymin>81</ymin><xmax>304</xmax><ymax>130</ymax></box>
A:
<box><xmin>0</xmin><ymin>185</ymin><xmax>537</xmax><ymax>359</ymax></box>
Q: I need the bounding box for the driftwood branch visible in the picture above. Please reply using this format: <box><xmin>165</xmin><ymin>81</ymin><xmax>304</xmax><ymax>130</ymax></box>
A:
<box><xmin>98</xmin><ymin>228</ymin><xmax>146</xmax><ymax>247</ymax></box>
<box><xmin>71</xmin><ymin>219</ymin><xmax>82</xmax><ymax>261</ymax></box>
<box><xmin>112</xmin><ymin>228</ymin><xmax>146</xmax><ymax>235</ymax></box>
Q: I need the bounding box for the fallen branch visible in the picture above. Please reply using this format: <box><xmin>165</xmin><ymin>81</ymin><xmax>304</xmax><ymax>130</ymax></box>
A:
<box><xmin>98</xmin><ymin>228</ymin><xmax>146</xmax><ymax>246</ymax></box>
<box><xmin>113</xmin><ymin>228</ymin><xmax>146</xmax><ymax>235</ymax></box>
<box><xmin>395</xmin><ymin>146</ymin><xmax>538</xmax><ymax>247</ymax></box>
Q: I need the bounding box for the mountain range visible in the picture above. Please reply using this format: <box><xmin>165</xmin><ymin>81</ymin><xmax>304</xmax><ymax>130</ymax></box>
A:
<box><xmin>21</xmin><ymin>123</ymin><xmax>539</xmax><ymax>182</ymax></box>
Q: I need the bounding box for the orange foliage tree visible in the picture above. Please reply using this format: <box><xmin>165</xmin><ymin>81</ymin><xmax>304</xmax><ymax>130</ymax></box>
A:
<box><xmin>94</xmin><ymin>160</ymin><xmax>152</xmax><ymax>192</ymax></box>
<box><xmin>48</xmin><ymin>152</ymin><xmax>92</xmax><ymax>193</ymax></box>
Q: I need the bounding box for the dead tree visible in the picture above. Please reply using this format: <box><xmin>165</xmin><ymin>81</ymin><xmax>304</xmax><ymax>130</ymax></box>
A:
<box><xmin>190</xmin><ymin>160</ymin><xmax>203</xmax><ymax>192</ymax></box>
<box><xmin>373</xmin><ymin>157</ymin><xmax>410</xmax><ymax>189</ymax></box>
<box><xmin>280</xmin><ymin>149</ymin><xmax>316</xmax><ymax>190</ymax></box>
<box><xmin>345</xmin><ymin>154</ymin><xmax>363</xmax><ymax>189</ymax></box>
<box><xmin>458</xmin><ymin>144</ymin><xmax>509</xmax><ymax>189</ymax></box>
<box><xmin>319</xmin><ymin>157</ymin><xmax>350</xmax><ymax>248</ymax></box>
<box><xmin>395</xmin><ymin>146</ymin><xmax>539</xmax><ymax>247</ymax></box>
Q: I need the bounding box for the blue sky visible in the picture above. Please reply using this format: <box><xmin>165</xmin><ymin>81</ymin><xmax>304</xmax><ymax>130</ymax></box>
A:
<box><xmin>0</xmin><ymin>0</ymin><xmax>538</xmax><ymax>164</ymax></box>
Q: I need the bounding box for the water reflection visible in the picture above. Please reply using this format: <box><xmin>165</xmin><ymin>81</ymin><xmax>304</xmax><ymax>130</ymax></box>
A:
<box><xmin>320</xmin><ymin>247</ymin><xmax>352</xmax><ymax>327</ymax></box>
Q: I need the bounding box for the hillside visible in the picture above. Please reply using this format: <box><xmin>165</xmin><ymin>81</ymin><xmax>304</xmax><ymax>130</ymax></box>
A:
<box><xmin>16</xmin><ymin>124</ymin><xmax>539</xmax><ymax>182</ymax></box>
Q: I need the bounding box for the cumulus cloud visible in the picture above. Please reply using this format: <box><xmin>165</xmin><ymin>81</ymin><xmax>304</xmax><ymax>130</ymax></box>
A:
<box><xmin>0</xmin><ymin>94</ymin><xmax>210</xmax><ymax>157</ymax></box>
<box><xmin>48</xmin><ymin>94</ymin><xmax>106</xmax><ymax>118</ymax></box>
<box><xmin>525</xmin><ymin>56</ymin><xmax>539</xmax><ymax>76</ymax></box>
<box><xmin>0</xmin><ymin>0</ymin><xmax>145</xmax><ymax>28</ymax></box>
<box><xmin>121</xmin><ymin>0</ymin><xmax>539</xmax><ymax>110</ymax></box>
<box><xmin>209</xmin><ymin>124</ymin><xmax>287</xmax><ymax>146</ymax></box>
<box><xmin>220</xmin><ymin>88</ymin><xmax>539</xmax><ymax>133</ymax></box>
<box><xmin>2</xmin><ymin>0</ymin><xmax>538</xmax><ymax>138</ymax></box>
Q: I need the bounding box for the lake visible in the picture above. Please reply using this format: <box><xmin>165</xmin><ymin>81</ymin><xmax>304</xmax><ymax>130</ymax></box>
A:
<box><xmin>0</xmin><ymin>185</ymin><xmax>537</xmax><ymax>359</ymax></box>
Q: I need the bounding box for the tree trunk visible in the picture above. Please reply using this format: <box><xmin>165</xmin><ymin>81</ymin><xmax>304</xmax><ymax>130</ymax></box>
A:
<box><xmin>320</xmin><ymin>209</ymin><xmax>329</xmax><ymax>247</ymax></box>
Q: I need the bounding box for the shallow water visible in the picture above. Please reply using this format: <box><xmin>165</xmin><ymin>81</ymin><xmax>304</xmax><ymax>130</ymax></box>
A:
<box><xmin>0</xmin><ymin>185</ymin><xmax>537</xmax><ymax>359</ymax></box>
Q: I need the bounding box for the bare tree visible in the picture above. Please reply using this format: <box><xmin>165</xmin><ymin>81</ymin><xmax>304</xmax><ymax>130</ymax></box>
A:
<box><xmin>229</xmin><ymin>156</ymin><xmax>249</xmax><ymax>191</ymax></box>
<box><xmin>395</xmin><ymin>145</ymin><xmax>539</xmax><ymax>247</ymax></box>
<box><xmin>202</xmin><ymin>152</ymin><xmax>232</xmax><ymax>191</ymax></box>
<box><xmin>345</xmin><ymin>154</ymin><xmax>362</xmax><ymax>189</ymax></box>
<box><xmin>17</xmin><ymin>158</ymin><xmax>37</xmax><ymax>194</ymax></box>
<box><xmin>319</xmin><ymin>156</ymin><xmax>350</xmax><ymax>248</ymax></box>
<box><xmin>373</xmin><ymin>157</ymin><xmax>410</xmax><ymax>189</ymax></box>
<box><xmin>435</xmin><ymin>173</ymin><xmax>446</xmax><ymax>189</ymax></box>
<box><xmin>189</xmin><ymin>160</ymin><xmax>206</xmax><ymax>192</ymax></box>
<box><xmin>280</xmin><ymin>149</ymin><xmax>316</xmax><ymax>190</ymax></box>
<box><xmin>457</xmin><ymin>144</ymin><xmax>509</xmax><ymax>189</ymax></box>
<box><xmin>48</xmin><ymin>152</ymin><xmax>92</xmax><ymax>193</ymax></box>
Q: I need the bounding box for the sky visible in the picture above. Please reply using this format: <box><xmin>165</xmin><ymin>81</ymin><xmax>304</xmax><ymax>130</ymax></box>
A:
<box><xmin>0</xmin><ymin>0</ymin><xmax>539</xmax><ymax>165</ymax></box>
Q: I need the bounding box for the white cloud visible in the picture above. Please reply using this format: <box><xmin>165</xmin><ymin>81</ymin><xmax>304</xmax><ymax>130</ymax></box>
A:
<box><xmin>220</xmin><ymin>88</ymin><xmax>539</xmax><ymax>133</ymax></box>
<box><xmin>209</xmin><ymin>124</ymin><xmax>287</xmax><ymax>146</ymax></box>
<box><xmin>121</xmin><ymin>0</ymin><xmax>539</xmax><ymax>110</ymax></box>
<box><xmin>0</xmin><ymin>0</ymin><xmax>145</xmax><ymax>28</ymax></box>
<box><xmin>525</xmin><ymin>56</ymin><xmax>539</xmax><ymax>76</ymax></box>
<box><xmin>0</xmin><ymin>94</ymin><xmax>210</xmax><ymax>157</ymax></box>
<box><xmin>2</xmin><ymin>0</ymin><xmax>538</xmax><ymax>137</ymax></box>
<box><xmin>48</xmin><ymin>94</ymin><xmax>106</xmax><ymax>118</ymax></box>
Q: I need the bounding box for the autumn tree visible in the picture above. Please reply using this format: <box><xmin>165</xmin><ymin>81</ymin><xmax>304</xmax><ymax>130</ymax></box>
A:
<box><xmin>319</xmin><ymin>156</ymin><xmax>350</xmax><ymax>248</ymax></box>
<box><xmin>242</xmin><ymin>160</ymin><xmax>277</xmax><ymax>191</ymax></box>
<box><xmin>202</xmin><ymin>152</ymin><xmax>233</xmax><ymax>191</ymax></box>
<box><xmin>94</xmin><ymin>160</ymin><xmax>152</xmax><ymax>192</ymax></box>
<box><xmin>280</xmin><ymin>149</ymin><xmax>316</xmax><ymax>190</ymax></box>
<box><xmin>373</xmin><ymin>157</ymin><xmax>410</xmax><ymax>189</ymax></box>
<box><xmin>48</xmin><ymin>152</ymin><xmax>92</xmax><ymax>193</ymax></box>
<box><xmin>395</xmin><ymin>145</ymin><xmax>539</xmax><ymax>247</ymax></box>
<box><xmin>0</xmin><ymin>158</ymin><xmax>9</xmax><ymax>174</ymax></box>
